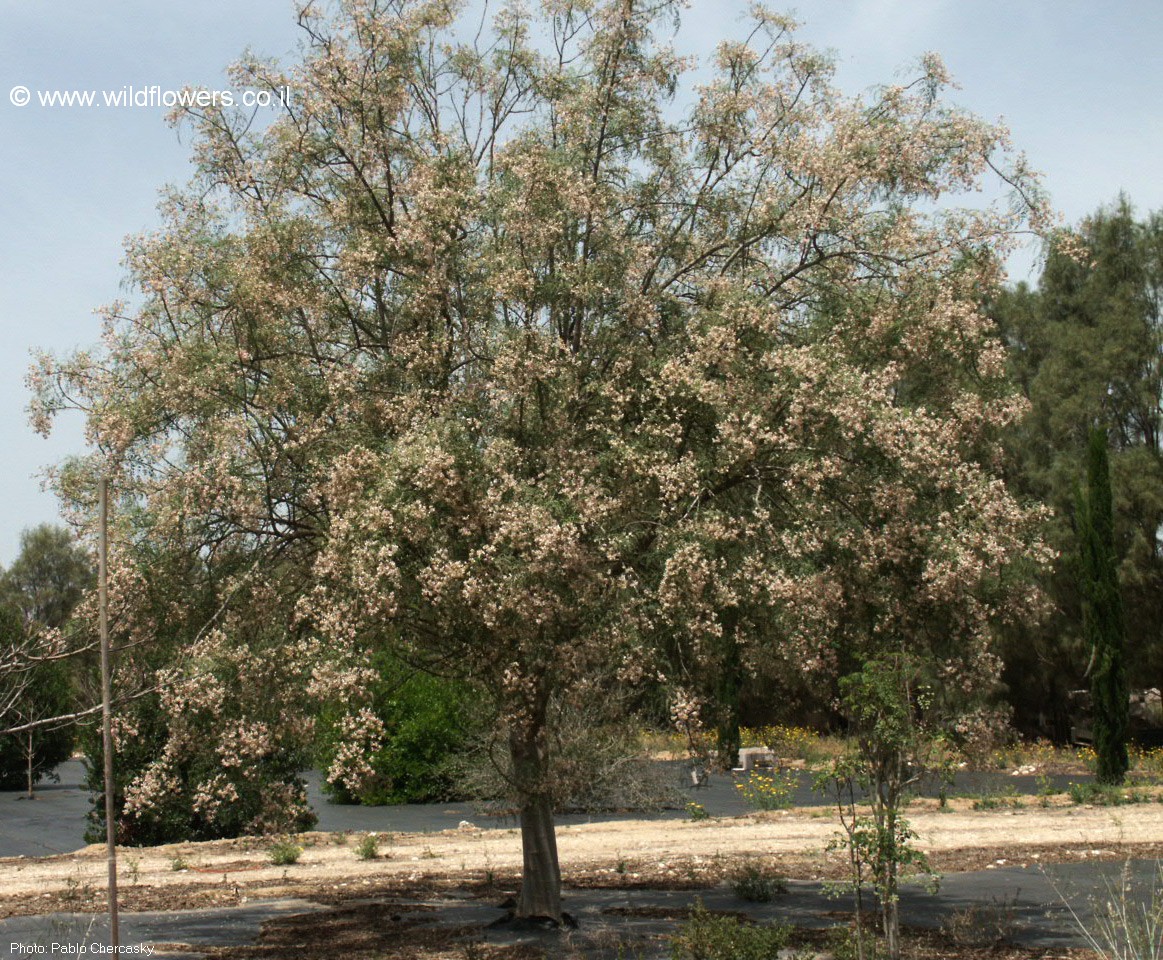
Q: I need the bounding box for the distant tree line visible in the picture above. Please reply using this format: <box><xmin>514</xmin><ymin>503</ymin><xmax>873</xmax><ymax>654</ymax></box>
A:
<box><xmin>991</xmin><ymin>197</ymin><xmax>1162</xmax><ymax>744</ymax></box>
<box><xmin>0</xmin><ymin>525</ymin><xmax>93</xmax><ymax>794</ymax></box>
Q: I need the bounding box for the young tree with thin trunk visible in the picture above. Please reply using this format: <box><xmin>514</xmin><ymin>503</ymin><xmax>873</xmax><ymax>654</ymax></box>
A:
<box><xmin>32</xmin><ymin>0</ymin><xmax>1049</xmax><ymax>924</ymax></box>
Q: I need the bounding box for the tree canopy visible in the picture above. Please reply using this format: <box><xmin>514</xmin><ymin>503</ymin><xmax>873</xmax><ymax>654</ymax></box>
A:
<box><xmin>0</xmin><ymin>526</ymin><xmax>91</xmax><ymax>792</ymax></box>
<box><xmin>0</xmin><ymin>524</ymin><xmax>93</xmax><ymax>634</ymax></box>
<box><xmin>34</xmin><ymin>0</ymin><xmax>1051</xmax><ymax>923</ymax></box>
<box><xmin>992</xmin><ymin>197</ymin><xmax>1163</xmax><ymax>733</ymax></box>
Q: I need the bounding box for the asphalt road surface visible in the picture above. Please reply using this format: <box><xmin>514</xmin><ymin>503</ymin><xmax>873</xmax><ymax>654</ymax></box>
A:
<box><xmin>0</xmin><ymin>760</ymin><xmax>1091</xmax><ymax>858</ymax></box>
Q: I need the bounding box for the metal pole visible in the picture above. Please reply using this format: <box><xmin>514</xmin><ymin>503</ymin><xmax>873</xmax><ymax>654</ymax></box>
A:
<box><xmin>98</xmin><ymin>477</ymin><xmax>119</xmax><ymax>948</ymax></box>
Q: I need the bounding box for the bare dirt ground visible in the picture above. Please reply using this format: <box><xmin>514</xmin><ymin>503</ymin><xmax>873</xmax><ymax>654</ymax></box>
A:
<box><xmin>2</xmin><ymin>794</ymin><xmax>1162</xmax><ymax>915</ymax></box>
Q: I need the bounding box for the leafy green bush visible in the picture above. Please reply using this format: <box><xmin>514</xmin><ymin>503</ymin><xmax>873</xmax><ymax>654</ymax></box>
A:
<box><xmin>669</xmin><ymin>898</ymin><xmax>791</xmax><ymax>960</ymax></box>
<box><xmin>970</xmin><ymin>786</ymin><xmax>1023</xmax><ymax>810</ymax></box>
<box><xmin>1068</xmin><ymin>781</ymin><xmax>1148</xmax><ymax>806</ymax></box>
<box><xmin>728</xmin><ymin>857</ymin><xmax>787</xmax><ymax>903</ymax></box>
<box><xmin>317</xmin><ymin>653</ymin><xmax>481</xmax><ymax>805</ymax></box>
<box><xmin>355</xmin><ymin>833</ymin><xmax>379</xmax><ymax>860</ymax></box>
<box><xmin>268</xmin><ymin>839</ymin><xmax>303</xmax><ymax>865</ymax></box>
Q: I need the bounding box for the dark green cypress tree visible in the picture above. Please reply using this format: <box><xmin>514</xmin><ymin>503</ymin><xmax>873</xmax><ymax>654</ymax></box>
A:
<box><xmin>1079</xmin><ymin>428</ymin><xmax>1129</xmax><ymax>785</ymax></box>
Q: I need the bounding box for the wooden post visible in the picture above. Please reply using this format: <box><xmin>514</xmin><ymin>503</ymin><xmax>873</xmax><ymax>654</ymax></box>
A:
<box><xmin>98</xmin><ymin>477</ymin><xmax>119</xmax><ymax>948</ymax></box>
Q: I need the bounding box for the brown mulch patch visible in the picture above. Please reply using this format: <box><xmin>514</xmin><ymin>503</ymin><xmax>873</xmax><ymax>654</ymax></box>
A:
<box><xmin>200</xmin><ymin>902</ymin><xmax>556</xmax><ymax>959</ymax></box>
<box><xmin>0</xmin><ymin>880</ymin><xmax>255</xmax><ymax>919</ymax></box>
<box><xmin>190</xmin><ymin>860</ymin><xmax>267</xmax><ymax>873</ymax></box>
<box><xmin>932</xmin><ymin>839</ymin><xmax>1163</xmax><ymax>874</ymax></box>
<box><xmin>196</xmin><ymin>900</ymin><xmax>1102</xmax><ymax>960</ymax></box>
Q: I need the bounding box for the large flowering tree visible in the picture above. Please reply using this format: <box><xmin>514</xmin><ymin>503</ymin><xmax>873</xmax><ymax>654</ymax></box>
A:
<box><xmin>34</xmin><ymin>0</ymin><xmax>1050</xmax><ymax>923</ymax></box>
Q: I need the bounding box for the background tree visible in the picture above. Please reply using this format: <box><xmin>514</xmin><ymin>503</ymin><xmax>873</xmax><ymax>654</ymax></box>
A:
<box><xmin>32</xmin><ymin>0</ymin><xmax>1048</xmax><ymax>925</ymax></box>
<box><xmin>756</xmin><ymin>265</ymin><xmax>1051</xmax><ymax>959</ymax></box>
<box><xmin>992</xmin><ymin>198</ymin><xmax>1163</xmax><ymax>737</ymax></box>
<box><xmin>78</xmin><ymin>545</ymin><xmax>326</xmax><ymax>845</ymax></box>
<box><xmin>0</xmin><ymin>526</ymin><xmax>92</xmax><ymax>795</ymax></box>
<box><xmin>0</xmin><ymin>604</ymin><xmax>74</xmax><ymax>795</ymax></box>
<box><xmin>0</xmin><ymin>525</ymin><xmax>94</xmax><ymax>634</ymax></box>
<box><xmin>1079</xmin><ymin>427</ymin><xmax>1130</xmax><ymax>784</ymax></box>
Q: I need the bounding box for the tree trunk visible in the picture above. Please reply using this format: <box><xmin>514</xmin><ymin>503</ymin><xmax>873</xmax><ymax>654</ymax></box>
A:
<box><xmin>509</xmin><ymin>699</ymin><xmax>563</xmax><ymax>923</ymax></box>
<box><xmin>715</xmin><ymin>614</ymin><xmax>742</xmax><ymax>771</ymax></box>
<box><xmin>882</xmin><ymin>766</ymin><xmax>902</xmax><ymax>960</ymax></box>
<box><xmin>26</xmin><ymin>732</ymin><xmax>34</xmax><ymax>800</ymax></box>
<box><xmin>883</xmin><ymin>832</ymin><xmax>900</xmax><ymax>960</ymax></box>
<box><xmin>515</xmin><ymin>788</ymin><xmax>562</xmax><ymax>921</ymax></box>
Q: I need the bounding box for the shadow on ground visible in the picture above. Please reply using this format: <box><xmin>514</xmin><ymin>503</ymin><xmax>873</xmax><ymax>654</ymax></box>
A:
<box><xmin>5</xmin><ymin>859</ymin><xmax>1157</xmax><ymax>959</ymax></box>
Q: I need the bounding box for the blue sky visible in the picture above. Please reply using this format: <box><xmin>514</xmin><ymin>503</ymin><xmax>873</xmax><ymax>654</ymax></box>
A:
<box><xmin>1</xmin><ymin>0</ymin><xmax>1161</xmax><ymax>565</ymax></box>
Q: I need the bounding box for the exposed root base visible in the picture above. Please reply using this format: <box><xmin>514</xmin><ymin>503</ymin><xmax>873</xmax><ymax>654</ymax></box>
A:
<box><xmin>487</xmin><ymin>910</ymin><xmax>578</xmax><ymax>931</ymax></box>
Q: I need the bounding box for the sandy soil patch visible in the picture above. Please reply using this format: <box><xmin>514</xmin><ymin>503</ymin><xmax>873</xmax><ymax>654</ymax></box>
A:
<box><xmin>2</xmin><ymin>795</ymin><xmax>1161</xmax><ymax>917</ymax></box>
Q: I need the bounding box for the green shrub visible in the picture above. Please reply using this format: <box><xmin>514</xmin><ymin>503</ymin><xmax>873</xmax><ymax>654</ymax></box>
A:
<box><xmin>317</xmin><ymin>652</ymin><xmax>481</xmax><ymax>806</ymax></box>
<box><xmin>355</xmin><ymin>833</ymin><xmax>379</xmax><ymax>860</ymax></box>
<box><xmin>1068</xmin><ymin>781</ymin><xmax>1147</xmax><ymax>806</ymax></box>
<box><xmin>268</xmin><ymin>839</ymin><xmax>303</xmax><ymax>865</ymax></box>
<box><xmin>669</xmin><ymin>898</ymin><xmax>791</xmax><ymax>960</ymax></box>
<box><xmin>728</xmin><ymin>858</ymin><xmax>786</xmax><ymax>903</ymax></box>
<box><xmin>971</xmin><ymin>786</ymin><xmax>1023</xmax><ymax>810</ymax></box>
